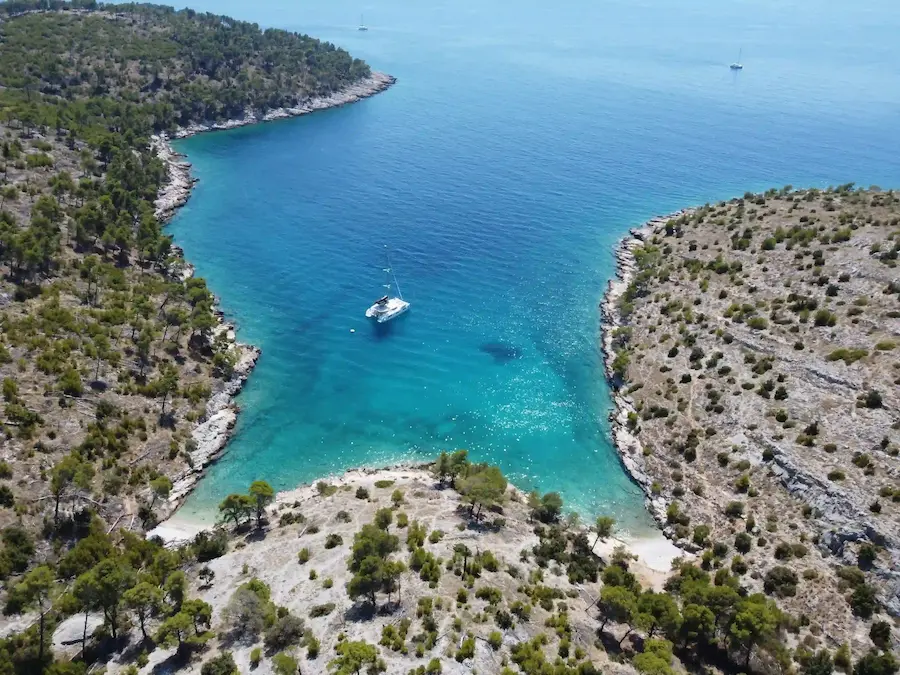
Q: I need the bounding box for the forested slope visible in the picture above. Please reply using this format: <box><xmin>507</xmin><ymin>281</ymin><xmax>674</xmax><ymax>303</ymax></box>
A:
<box><xmin>0</xmin><ymin>5</ymin><xmax>377</xmax><ymax>671</ymax></box>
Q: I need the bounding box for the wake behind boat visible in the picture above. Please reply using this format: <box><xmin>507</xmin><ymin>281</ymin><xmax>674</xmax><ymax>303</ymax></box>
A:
<box><xmin>366</xmin><ymin>247</ymin><xmax>410</xmax><ymax>323</ymax></box>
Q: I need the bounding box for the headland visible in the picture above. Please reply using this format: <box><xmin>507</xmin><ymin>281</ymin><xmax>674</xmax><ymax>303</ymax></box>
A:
<box><xmin>600</xmin><ymin>186</ymin><xmax>900</xmax><ymax>650</ymax></box>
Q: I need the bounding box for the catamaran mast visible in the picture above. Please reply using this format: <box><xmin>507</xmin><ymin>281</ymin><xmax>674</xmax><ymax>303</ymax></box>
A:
<box><xmin>384</xmin><ymin>245</ymin><xmax>403</xmax><ymax>300</ymax></box>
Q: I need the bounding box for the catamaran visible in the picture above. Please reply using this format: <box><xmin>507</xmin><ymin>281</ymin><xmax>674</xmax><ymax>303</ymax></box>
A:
<box><xmin>358</xmin><ymin>14</ymin><xmax>368</xmax><ymax>31</ymax></box>
<box><xmin>730</xmin><ymin>49</ymin><xmax>744</xmax><ymax>70</ymax></box>
<box><xmin>366</xmin><ymin>247</ymin><xmax>409</xmax><ymax>323</ymax></box>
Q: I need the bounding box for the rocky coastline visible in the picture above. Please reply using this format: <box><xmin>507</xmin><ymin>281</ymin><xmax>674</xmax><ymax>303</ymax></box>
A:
<box><xmin>597</xmin><ymin>190</ymin><xmax>900</xmax><ymax>647</ymax></box>
<box><xmin>600</xmin><ymin>210</ymin><xmax>694</xmax><ymax>533</ymax></box>
<box><xmin>173</xmin><ymin>71</ymin><xmax>396</xmax><ymax>138</ymax></box>
<box><xmin>150</xmin><ymin>72</ymin><xmax>396</xmax><ymax>518</ymax></box>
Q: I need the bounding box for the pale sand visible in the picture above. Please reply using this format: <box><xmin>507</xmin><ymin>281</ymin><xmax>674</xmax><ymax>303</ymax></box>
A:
<box><xmin>148</xmin><ymin>465</ymin><xmax>686</xmax><ymax>589</ymax></box>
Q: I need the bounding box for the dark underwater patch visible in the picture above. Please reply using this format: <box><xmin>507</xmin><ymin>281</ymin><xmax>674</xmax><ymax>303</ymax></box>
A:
<box><xmin>480</xmin><ymin>342</ymin><xmax>522</xmax><ymax>363</ymax></box>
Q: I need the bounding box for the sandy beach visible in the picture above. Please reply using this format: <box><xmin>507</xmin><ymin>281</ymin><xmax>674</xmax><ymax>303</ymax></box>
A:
<box><xmin>149</xmin><ymin>464</ymin><xmax>684</xmax><ymax>582</ymax></box>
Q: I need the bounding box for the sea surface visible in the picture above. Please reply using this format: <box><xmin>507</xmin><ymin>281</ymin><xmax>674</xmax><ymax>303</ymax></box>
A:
<box><xmin>171</xmin><ymin>0</ymin><xmax>900</xmax><ymax>532</ymax></box>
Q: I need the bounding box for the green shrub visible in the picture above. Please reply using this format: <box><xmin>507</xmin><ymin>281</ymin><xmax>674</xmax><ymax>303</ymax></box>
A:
<box><xmin>764</xmin><ymin>565</ymin><xmax>799</xmax><ymax>597</ymax></box>
<box><xmin>774</xmin><ymin>542</ymin><xmax>792</xmax><ymax>560</ymax></box>
<box><xmin>692</xmin><ymin>525</ymin><xmax>710</xmax><ymax>547</ymax></box>
<box><xmin>264</xmin><ymin>614</ymin><xmax>306</xmax><ymax>651</ymax></box>
<box><xmin>748</xmin><ymin>316</ymin><xmax>768</xmax><ymax>330</ymax></box>
<box><xmin>59</xmin><ymin>368</ymin><xmax>84</xmax><ymax>396</ymax></box>
<box><xmin>814</xmin><ymin>310</ymin><xmax>837</xmax><ymax>327</ymax></box>
<box><xmin>306</xmin><ymin>634</ymin><xmax>320</xmax><ymax>658</ymax></box>
<box><xmin>455</xmin><ymin>635</ymin><xmax>476</xmax><ymax>661</ymax></box>
<box><xmin>271</xmin><ymin>652</ymin><xmax>298</xmax><ymax>675</ymax></box>
<box><xmin>849</xmin><ymin>584</ymin><xmax>879</xmax><ymax>618</ymax></box>
<box><xmin>827</xmin><ymin>348</ymin><xmax>868</xmax><ymax>364</ymax></box>
<box><xmin>475</xmin><ymin>586</ymin><xmax>503</xmax><ymax>605</ymax></box>
<box><xmin>298</xmin><ymin>548</ymin><xmax>310</xmax><ymax>563</ymax></box>
<box><xmin>316</xmin><ymin>482</ymin><xmax>338</xmax><ymax>497</ymax></box>
<box><xmin>201</xmin><ymin>653</ymin><xmax>238</xmax><ymax>675</ymax></box>
<box><xmin>862</xmin><ymin>390</ymin><xmax>883</xmax><ymax>408</ymax></box>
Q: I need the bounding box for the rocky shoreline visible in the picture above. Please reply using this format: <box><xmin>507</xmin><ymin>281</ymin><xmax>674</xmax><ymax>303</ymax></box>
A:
<box><xmin>599</xmin><ymin>210</ymin><xmax>694</xmax><ymax>533</ymax></box>
<box><xmin>152</xmin><ymin>72</ymin><xmax>397</xmax><ymax>223</ymax></box>
<box><xmin>174</xmin><ymin>72</ymin><xmax>396</xmax><ymax>139</ymax></box>
<box><xmin>150</xmin><ymin>72</ymin><xmax>396</xmax><ymax>518</ymax></box>
<box><xmin>597</xmin><ymin>191</ymin><xmax>900</xmax><ymax>645</ymax></box>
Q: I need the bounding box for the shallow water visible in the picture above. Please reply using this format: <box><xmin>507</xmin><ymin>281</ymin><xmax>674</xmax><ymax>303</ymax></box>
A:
<box><xmin>170</xmin><ymin>0</ymin><xmax>900</xmax><ymax>532</ymax></box>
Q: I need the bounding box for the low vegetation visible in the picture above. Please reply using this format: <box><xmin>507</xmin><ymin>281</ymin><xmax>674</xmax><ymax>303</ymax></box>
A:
<box><xmin>606</xmin><ymin>185</ymin><xmax>900</xmax><ymax>655</ymax></box>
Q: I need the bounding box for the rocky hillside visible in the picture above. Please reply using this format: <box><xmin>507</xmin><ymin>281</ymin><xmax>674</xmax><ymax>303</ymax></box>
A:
<box><xmin>0</xmin><ymin>0</ymin><xmax>379</xmax><ymax>630</ymax></box>
<box><xmin>605</xmin><ymin>186</ymin><xmax>899</xmax><ymax>655</ymax></box>
<box><xmin>52</xmin><ymin>455</ymin><xmax>855</xmax><ymax>675</ymax></box>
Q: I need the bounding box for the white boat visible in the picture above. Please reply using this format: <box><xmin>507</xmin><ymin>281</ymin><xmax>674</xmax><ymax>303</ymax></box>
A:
<box><xmin>358</xmin><ymin>14</ymin><xmax>368</xmax><ymax>31</ymax></box>
<box><xmin>366</xmin><ymin>247</ymin><xmax>410</xmax><ymax>323</ymax></box>
<box><xmin>730</xmin><ymin>48</ymin><xmax>743</xmax><ymax>70</ymax></box>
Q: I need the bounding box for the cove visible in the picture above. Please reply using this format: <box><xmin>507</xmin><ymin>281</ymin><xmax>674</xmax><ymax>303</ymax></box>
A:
<box><xmin>170</xmin><ymin>0</ymin><xmax>900</xmax><ymax>533</ymax></box>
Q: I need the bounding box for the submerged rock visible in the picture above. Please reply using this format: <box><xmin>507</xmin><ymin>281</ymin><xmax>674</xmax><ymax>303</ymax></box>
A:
<box><xmin>480</xmin><ymin>341</ymin><xmax>522</xmax><ymax>363</ymax></box>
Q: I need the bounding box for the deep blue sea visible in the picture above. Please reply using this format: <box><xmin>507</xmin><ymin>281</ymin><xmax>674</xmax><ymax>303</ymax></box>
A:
<box><xmin>171</xmin><ymin>0</ymin><xmax>900</xmax><ymax>532</ymax></box>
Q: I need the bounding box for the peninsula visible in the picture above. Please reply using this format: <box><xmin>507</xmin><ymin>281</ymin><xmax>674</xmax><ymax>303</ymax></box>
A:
<box><xmin>603</xmin><ymin>186</ymin><xmax>899</xmax><ymax>656</ymax></box>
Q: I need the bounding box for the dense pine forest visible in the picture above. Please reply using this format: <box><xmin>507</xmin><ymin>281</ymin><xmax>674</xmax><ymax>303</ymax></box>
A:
<box><xmin>0</xmin><ymin>3</ymin><xmax>374</xmax><ymax>672</ymax></box>
<box><xmin>0</xmin><ymin>1</ymin><xmax>371</xmax><ymax>129</ymax></box>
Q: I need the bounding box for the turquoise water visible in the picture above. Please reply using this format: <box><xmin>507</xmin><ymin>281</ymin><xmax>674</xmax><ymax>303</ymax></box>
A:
<box><xmin>171</xmin><ymin>0</ymin><xmax>900</xmax><ymax>531</ymax></box>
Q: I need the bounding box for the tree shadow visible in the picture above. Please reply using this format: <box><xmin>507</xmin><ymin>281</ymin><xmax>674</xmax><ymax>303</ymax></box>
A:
<box><xmin>118</xmin><ymin>635</ymin><xmax>158</xmax><ymax>661</ymax></box>
<box><xmin>188</xmin><ymin>334</ymin><xmax>214</xmax><ymax>357</ymax></box>
<box><xmin>453</xmin><ymin>504</ymin><xmax>506</xmax><ymax>533</ymax></box>
<box><xmin>343</xmin><ymin>602</ymin><xmax>377</xmax><ymax>623</ymax></box>
<box><xmin>674</xmin><ymin>641</ymin><xmax>745</xmax><ymax>675</ymax></box>
<box><xmin>151</xmin><ymin>647</ymin><xmax>192</xmax><ymax>675</ymax></box>
<box><xmin>243</xmin><ymin>527</ymin><xmax>269</xmax><ymax>544</ymax></box>
<box><xmin>217</xmin><ymin>627</ymin><xmax>262</xmax><ymax>651</ymax></box>
<box><xmin>85</xmin><ymin>633</ymin><xmax>135</xmax><ymax>669</ymax></box>
<box><xmin>596</xmin><ymin>628</ymin><xmax>639</xmax><ymax>656</ymax></box>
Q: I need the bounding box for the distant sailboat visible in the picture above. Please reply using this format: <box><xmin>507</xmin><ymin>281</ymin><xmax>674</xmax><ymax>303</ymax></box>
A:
<box><xmin>358</xmin><ymin>14</ymin><xmax>368</xmax><ymax>31</ymax></box>
<box><xmin>730</xmin><ymin>49</ymin><xmax>744</xmax><ymax>70</ymax></box>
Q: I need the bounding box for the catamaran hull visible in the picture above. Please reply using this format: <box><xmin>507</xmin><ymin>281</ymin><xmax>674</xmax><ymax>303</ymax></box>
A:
<box><xmin>366</xmin><ymin>298</ymin><xmax>410</xmax><ymax>323</ymax></box>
